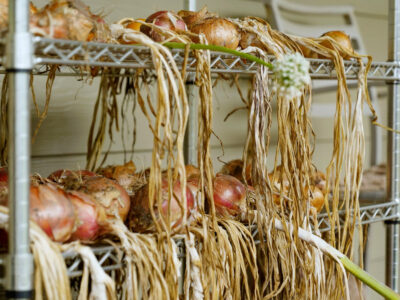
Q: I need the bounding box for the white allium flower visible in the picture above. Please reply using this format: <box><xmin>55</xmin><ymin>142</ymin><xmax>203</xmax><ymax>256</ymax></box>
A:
<box><xmin>272</xmin><ymin>52</ymin><xmax>311</xmax><ymax>100</ymax></box>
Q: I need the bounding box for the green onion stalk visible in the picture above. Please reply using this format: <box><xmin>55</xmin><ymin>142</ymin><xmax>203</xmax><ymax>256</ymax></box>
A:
<box><xmin>163</xmin><ymin>41</ymin><xmax>400</xmax><ymax>300</ymax></box>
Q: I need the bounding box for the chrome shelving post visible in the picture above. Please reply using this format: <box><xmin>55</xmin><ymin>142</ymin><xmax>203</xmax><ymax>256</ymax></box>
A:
<box><xmin>183</xmin><ymin>0</ymin><xmax>197</xmax><ymax>165</ymax></box>
<box><xmin>5</xmin><ymin>0</ymin><xmax>33</xmax><ymax>298</ymax></box>
<box><xmin>386</xmin><ymin>0</ymin><xmax>400</xmax><ymax>292</ymax></box>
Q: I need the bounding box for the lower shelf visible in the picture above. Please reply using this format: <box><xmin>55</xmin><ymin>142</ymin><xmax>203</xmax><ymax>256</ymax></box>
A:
<box><xmin>0</xmin><ymin>198</ymin><xmax>398</xmax><ymax>287</ymax></box>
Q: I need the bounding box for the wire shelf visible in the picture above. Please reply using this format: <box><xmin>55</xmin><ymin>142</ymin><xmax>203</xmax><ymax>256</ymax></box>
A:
<box><xmin>28</xmin><ymin>37</ymin><xmax>400</xmax><ymax>80</ymax></box>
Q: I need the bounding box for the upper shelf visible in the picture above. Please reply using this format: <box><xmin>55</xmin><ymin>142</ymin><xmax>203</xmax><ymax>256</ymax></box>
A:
<box><xmin>19</xmin><ymin>37</ymin><xmax>400</xmax><ymax>81</ymax></box>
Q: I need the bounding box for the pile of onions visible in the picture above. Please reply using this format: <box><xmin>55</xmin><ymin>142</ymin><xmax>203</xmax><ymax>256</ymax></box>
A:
<box><xmin>49</xmin><ymin>169</ymin><xmax>130</xmax><ymax>241</ymax></box>
<box><xmin>141</xmin><ymin>10</ymin><xmax>187</xmax><ymax>42</ymax></box>
<box><xmin>127</xmin><ymin>177</ymin><xmax>195</xmax><ymax>233</ymax></box>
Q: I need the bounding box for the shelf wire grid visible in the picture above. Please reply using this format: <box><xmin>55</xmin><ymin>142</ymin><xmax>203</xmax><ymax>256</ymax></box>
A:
<box><xmin>29</xmin><ymin>37</ymin><xmax>400</xmax><ymax>80</ymax></box>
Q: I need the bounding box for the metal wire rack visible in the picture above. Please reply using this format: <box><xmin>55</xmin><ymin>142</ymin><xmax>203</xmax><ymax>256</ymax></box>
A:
<box><xmin>1</xmin><ymin>22</ymin><xmax>400</xmax><ymax>294</ymax></box>
<box><xmin>29</xmin><ymin>37</ymin><xmax>400</xmax><ymax>80</ymax></box>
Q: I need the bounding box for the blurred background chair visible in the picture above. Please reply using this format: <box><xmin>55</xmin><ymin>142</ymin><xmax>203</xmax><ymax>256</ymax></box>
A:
<box><xmin>257</xmin><ymin>0</ymin><xmax>383</xmax><ymax>167</ymax></box>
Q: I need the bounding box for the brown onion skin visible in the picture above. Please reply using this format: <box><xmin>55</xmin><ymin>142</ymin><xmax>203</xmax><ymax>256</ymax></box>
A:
<box><xmin>319</xmin><ymin>31</ymin><xmax>354</xmax><ymax>59</ymax></box>
<box><xmin>30</xmin><ymin>183</ymin><xmax>76</xmax><ymax>242</ymax></box>
<box><xmin>128</xmin><ymin>178</ymin><xmax>194</xmax><ymax>233</ymax></box>
<box><xmin>49</xmin><ymin>170</ymin><xmax>130</xmax><ymax>222</ymax></box>
<box><xmin>213</xmin><ymin>174</ymin><xmax>246</xmax><ymax>217</ymax></box>
<box><xmin>73</xmin><ymin>176</ymin><xmax>130</xmax><ymax>222</ymax></box>
<box><xmin>190</xmin><ymin>18</ymin><xmax>240</xmax><ymax>49</ymax></box>
<box><xmin>141</xmin><ymin>10</ymin><xmax>187</xmax><ymax>42</ymax></box>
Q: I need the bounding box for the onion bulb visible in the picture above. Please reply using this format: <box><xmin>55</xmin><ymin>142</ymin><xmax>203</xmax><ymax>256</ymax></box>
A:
<box><xmin>141</xmin><ymin>10</ymin><xmax>187</xmax><ymax>42</ymax></box>
<box><xmin>67</xmin><ymin>191</ymin><xmax>106</xmax><ymax>241</ymax></box>
<box><xmin>319</xmin><ymin>31</ymin><xmax>354</xmax><ymax>59</ymax></box>
<box><xmin>127</xmin><ymin>177</ymin><xmax>195</xmax><ymax>233</ymax></box>
<box><xmin>190</xmin><ymin>18</ymin><xmax>240</xmax><ymax>49</ymax></box>
<box><xmin>212</xmin><ymin>174</ymin><xmax>246</xmax><ymax>218</ymax></box>
<box><xmin>30</xmin><ymin>181</ymin><xmax>76</xmax><ymax>242</ymax></box>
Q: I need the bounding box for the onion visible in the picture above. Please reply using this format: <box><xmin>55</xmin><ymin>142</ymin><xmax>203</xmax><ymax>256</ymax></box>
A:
<box><xmin>212</xmin><ymin>174</ymin><xmax>246</xmax><ymax>217</ymax></box>
<box><xmin>67</xmin><ymin>190</ymin><xmax>106</xmax><ymax>241</ymax></box>
<box><xmin>319</xmin><ymin>31</ymin><xmax>354</xmax><ymax>59</ymax></box>
<box><xmin>49</xmin><ymin>170</ymin><xmax>130</xmax><ymax>221</ymax></box>
<box><xmin>30</xmin><ymin>182</ymin><xmax>76</xmax><ymax>242</ymax></box>
<box><xmin>128</xmin><ymin>177</ymin><xmax>195</xmax><ymax>233</ymax></box>
<box><xmin>141</xmin><ymin>10</ymin><xmax>187</xmax><ymax>42</ymax></box>
<box><xmin>190</xmin><ymin>18</ymin><xmax>240</xmax><ymax>49</ymax></box>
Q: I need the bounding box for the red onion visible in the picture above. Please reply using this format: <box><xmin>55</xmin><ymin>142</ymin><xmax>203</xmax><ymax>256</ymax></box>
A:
<box><xmin>30</xmin><ymin>182</ymin><xmax>76</xmax><ymax>242</ymax></box>
<box><xmin>212</xmin><ymin>174</ymin><xmax>246</xmax><ymax>217</ymax></box>
<box><xmin>67</xmin><ymin>190</ymin><xmax>105</xmax><ymax>241</ymax></box>
<box><xmin>141</xmin><ymin>10</ymin><xmax>187</xmax><ymax>42</ymax></box>
<box><xmin>128</xmin><ymin>177</ymin><xmax>194</xmax><ymax>233</ymax></box>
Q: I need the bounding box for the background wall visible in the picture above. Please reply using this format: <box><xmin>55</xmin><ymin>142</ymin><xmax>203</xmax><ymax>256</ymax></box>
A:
<box><xmin>29</xmin><ymin>0</ymin><xmax>389</xmax><ymax>299</ymax></box>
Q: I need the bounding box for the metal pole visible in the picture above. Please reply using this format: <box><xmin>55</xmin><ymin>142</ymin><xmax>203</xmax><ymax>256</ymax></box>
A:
<box><xmin>183</xmin><ymin>0</ymin><xmax>196</xmax><ymax>11</ymax></box>
<box><xmin>183</xmin><ymin>75</ymin><xmax>198</xmax><ymax>165</ymax></box>
<box><xmin>5</xmin><ymin>0</ymin><xmax>33</xmax><ymax>298</ymax></box>
<box><xmin>182</xmin><ymin>1</ymin><xmax>197</xmax><ymax>165</ymax></box>
<box><xmin>386</xmin><ymin>0</ymin><xmax>400</xmax><ymax>292</ymax></box>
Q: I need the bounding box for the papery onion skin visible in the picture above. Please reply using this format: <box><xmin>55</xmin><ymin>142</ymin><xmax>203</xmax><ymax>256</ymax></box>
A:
<box><xmin>319</xmin><ymin>31</ymin><xmax>354</xmax><ymax>59</ymax></box>
<box><xmin>49</xmin><ymin>170</ymin><xmax>130</xmax><ymax>222</ymax></box>
<box><xmin>141</xmin><ymin>10</ymin><xmax>187</xmax><ymax>42</ymax></box>
<box><xmin>128</xmin><ymin>178</ymin><xmax>194</xmax><ymax>233</ymax></box>
<box><xmin>213</xmin><ymin>174</ymin><xmax>246</xmax><ymax>217</ymax></box>
<box><xmin>30</xmin><ymin>183</ymin><xmax>76</xmax><ymax>242</ymax></box>
<box><xmin>73</xmin><ymin>176</ymin><xmax>130</xmax><ymax>222</ymax></box>
<box><xmin>190</xmin><ymin>18</ymin><xmax>240</xmax><ymax>49</ymax></box>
